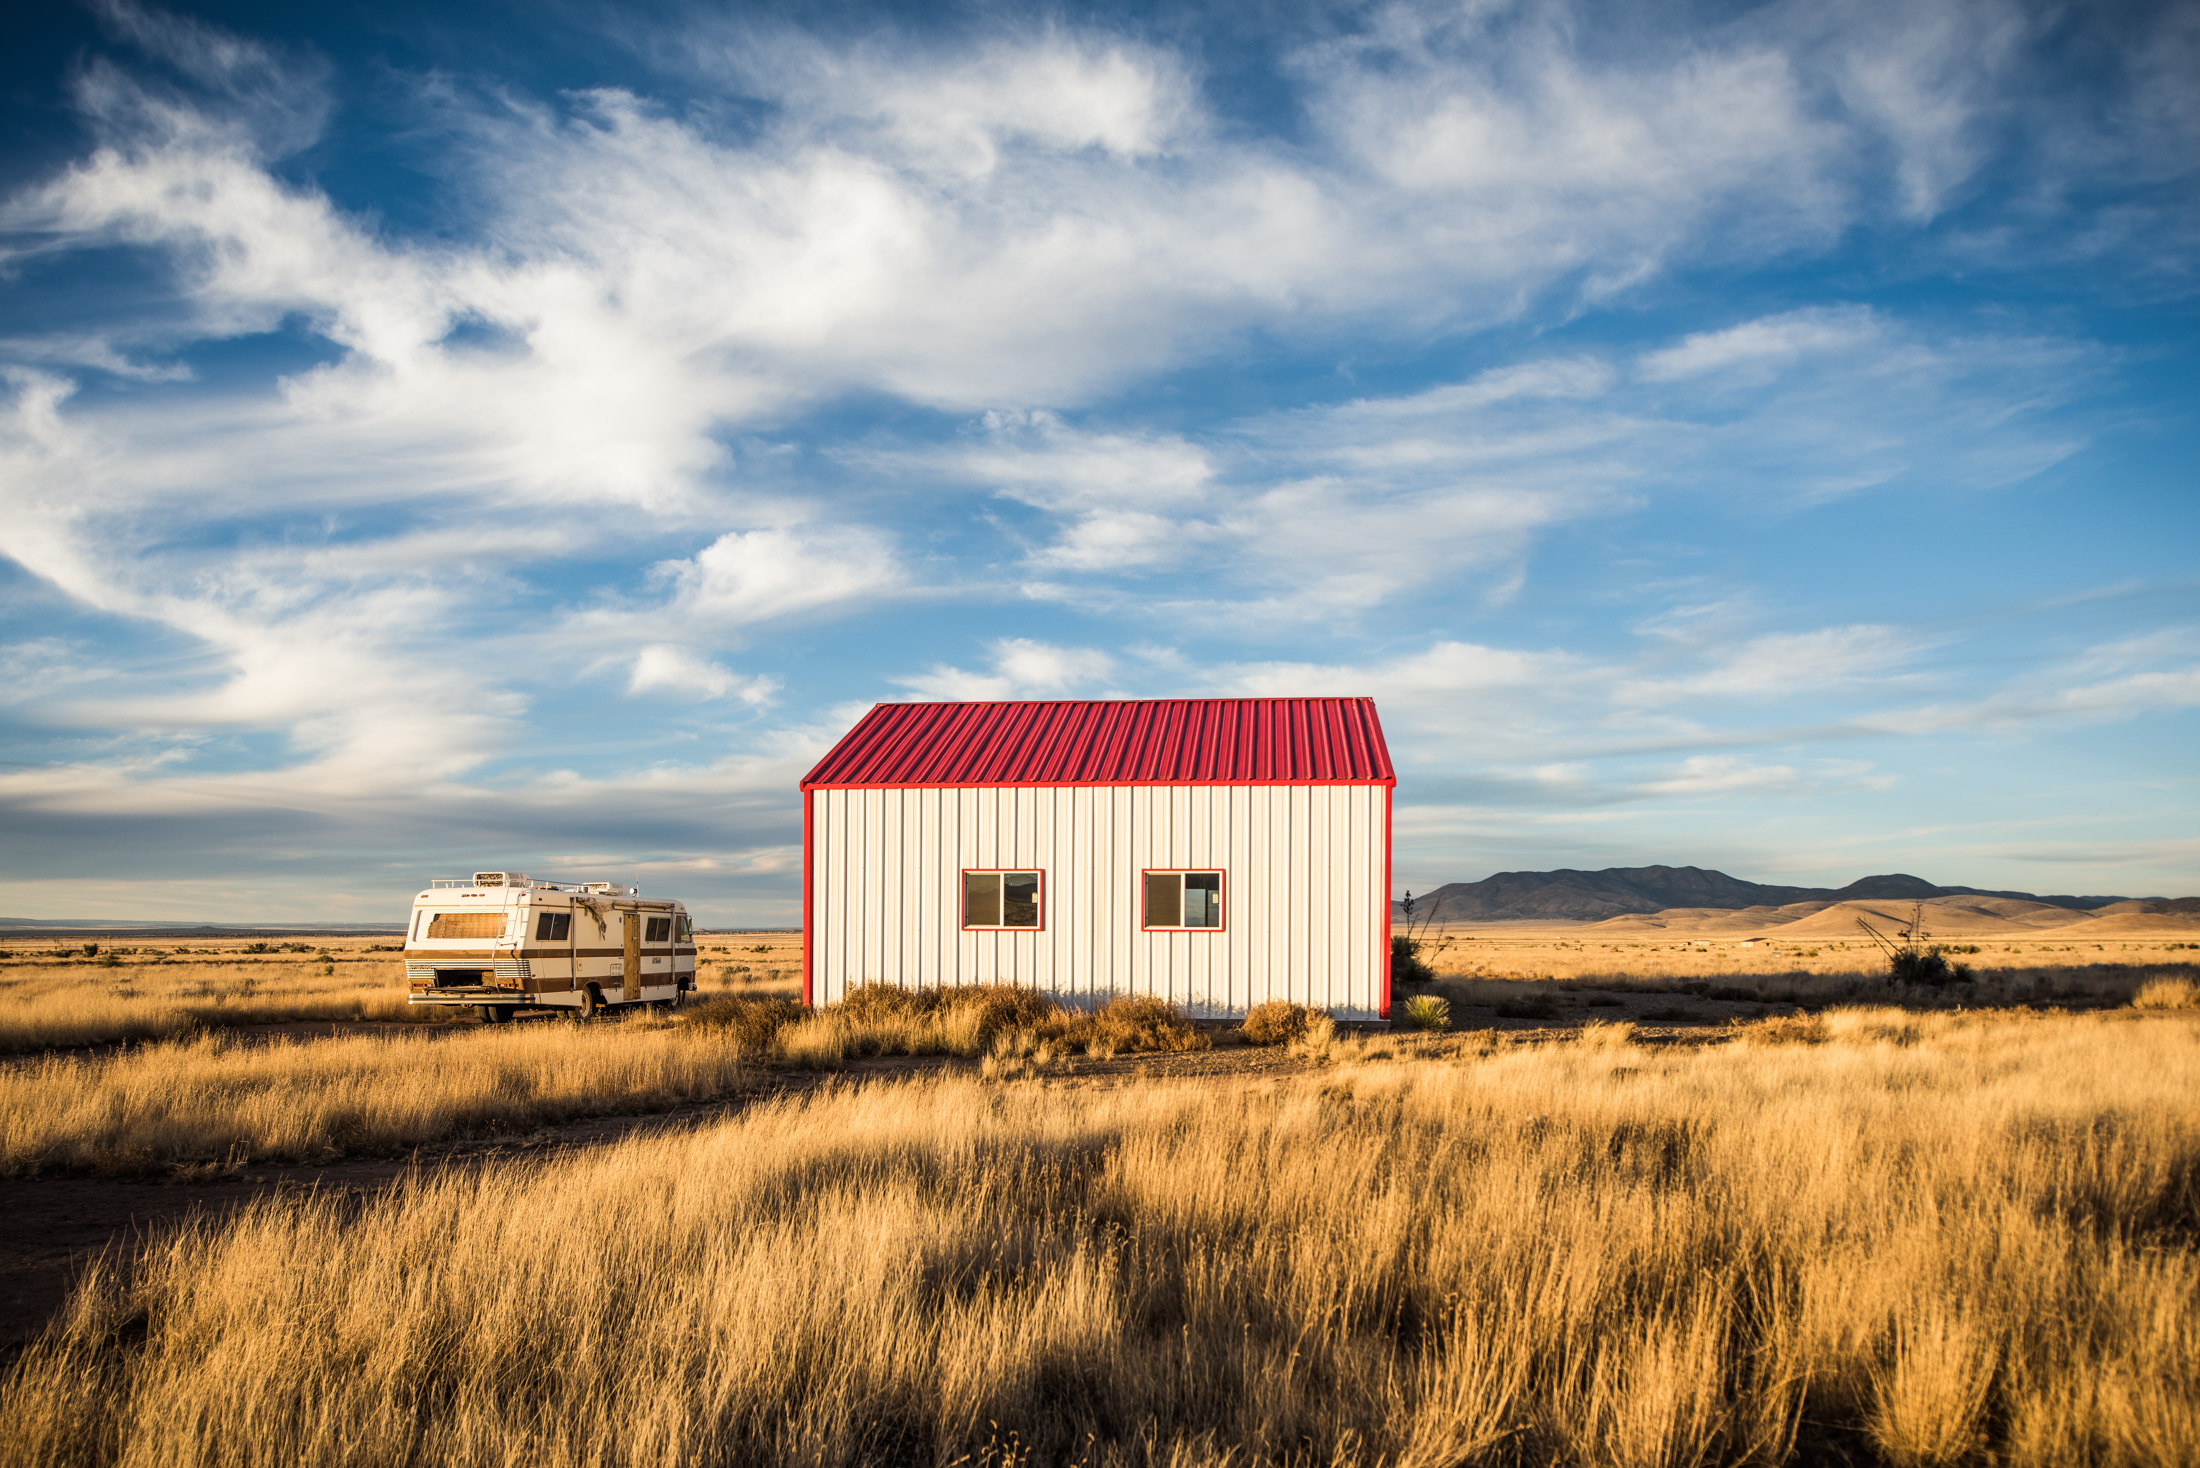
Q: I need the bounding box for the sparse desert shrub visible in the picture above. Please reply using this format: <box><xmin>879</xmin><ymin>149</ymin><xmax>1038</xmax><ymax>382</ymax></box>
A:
<box><xmin>683</xmin><ymin>996</ymin><xmax>805</xmax><ymax>1052</ymax></box>
<box><xmin>1736</xmin><ymin>1012</ymin><xmax>1831</xmax><ymax>1045</ymax></box>
<box><xmin>1575</xmin><ymin>1019</ymin><xmax>1637</xmax><ymax>1048</ymax></box>
<box><xmin>1859</xmin><ymin>901</ymin><xmax>1975</xmax><ymax>987</ymax></box>
<box><xmin>835</xmin><ymin>982</ymin><xmax>937</xmax><ymax>1021</ymax></box>
<box><xmin>1390</xmin><ymin>934</ymin><xmax>1436</xmax><ymax>987</ymax></box>
<box><xmin>1288</xmin><ymin>1012</ymin><xmax>1341</xmax><ymax>1057</ymax></box>
<box><xmin>1242</xmin><ymin>1000</ymin><xmax>1315</xmax><ymax>1046</ymax></box>
<box><xmin>1400</xmin><ymin>994</ymin><xmax>1450</xmax><ymax>1031</ymax></box>
<box><xmin>2132</xmin><ymin>977</ymin><xmax>2199</xmax><ymax>1010</ymax></box>
<box><xmin>1074</xmin><ymin>994</ymin><xmax>1210</xmax><ymax>1057</ymax></box>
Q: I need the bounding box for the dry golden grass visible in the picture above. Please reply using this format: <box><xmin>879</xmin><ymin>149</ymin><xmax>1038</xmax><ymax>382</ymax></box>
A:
<box><xmin>694</xmin><ymin>929</ymin><xmax>804</xmax><ymax>999</ymax></box>
<box><xmin>1420</xmin><ymin>923</ymin><xmax>2200</xmax><ymax>984</ymax></box>
<box><xmin>1417</xmin><ymin>957</ymin><xmax>2195</xmax><ymax>1015</ymax></box>
<box><xmin>2133</xmin><ymin>977</ymin><xmax>2200</xmax><ymax>1010</ymax></box>
<box><xmin>0</xmin><ymin>937</ymin><xmax>432</xmax><ymax>1051</ymax></box>
<box><xmin>0</xmin><ymin>1017</ymin><xmax>757</xmax><ymax>1176</ymax></box>
<box><xmin>7</xmin><ymin>1007</ymin><xmax>2194</xmax><ymax>1467</ymax></box>
<box><xmin>685</xmin><ymin>984</ymin><xmax>1209</xmax><ymax>1071</ymax></box>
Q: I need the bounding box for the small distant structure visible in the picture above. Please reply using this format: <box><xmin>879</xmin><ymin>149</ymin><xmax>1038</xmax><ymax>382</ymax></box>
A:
<box><xmin>799</xmin><ymin>698</ymin><xmax>1395</xmax><ymax>1018</ymax></box>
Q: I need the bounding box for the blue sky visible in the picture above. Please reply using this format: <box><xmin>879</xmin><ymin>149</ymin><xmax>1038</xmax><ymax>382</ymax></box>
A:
<box><xmin>1</xmin><ymin>0</ymin><xmax>2195</xmax><ymax>924</ymax></box>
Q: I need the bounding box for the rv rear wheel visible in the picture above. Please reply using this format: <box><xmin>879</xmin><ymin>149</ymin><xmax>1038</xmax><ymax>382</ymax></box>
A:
<box><xmin>574</xmin><ymin>985</ymin><xmax>602</xmax><ymax>1021</ymax></box>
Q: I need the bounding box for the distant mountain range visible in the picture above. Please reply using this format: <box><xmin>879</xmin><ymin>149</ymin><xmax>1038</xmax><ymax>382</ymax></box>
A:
<box><xmin>1391</xmin><ymin>867</ymin><xmax>2166</xmax><ymax>923</ymax></box>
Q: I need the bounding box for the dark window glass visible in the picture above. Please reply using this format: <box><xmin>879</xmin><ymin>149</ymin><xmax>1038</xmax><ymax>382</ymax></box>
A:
<box><xmin>677</xmin><ymin>915</ymin><xmax>693</xmax><ymax>941</ymax></box>
<box><xmin>1144</xmin><ymin>872</ymin><xmax>1182</xmax><ymax>928</ymax></box>
<box><xmin>965</xmin><ymin>872</ymin><xmax>1001</xmax><ymax>927</ymax></box>
<box><xmin>534</xmin><ymin>912</ymin><xmax>571</xmax><ymax>941</ymax></box>
<box><xmin>1146</xmin><ymin>872</ymin><xmax>1222</xmax><ymax>928</ymax></box>
<box><xmin>1184</xmin><ymin>872</ymin><xmax>1221</xmax><ymax>928</ymax></box>
<box><xmin>1002</xmin><ymin>873</ymin><xmax>1040</xmax><ymax>927</ymax></box>
<box><xmin>645</xmin><ymin>916</ymin><xmax>672</xmax><ymax>943</ymax></box>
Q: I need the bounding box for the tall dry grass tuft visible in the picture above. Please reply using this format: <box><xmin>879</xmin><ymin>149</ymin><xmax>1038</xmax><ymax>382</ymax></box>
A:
<box><xmin>2132</xmin><ymin>977</ymin><xmax>2199</xmax><ymax>1010</ymax></box>
<box><xmin>0</xmin><ymin>1021</ymin><xmax>757</xmax><ymax>1175</ymax></box>
<box><xmin>7</xmin><ymin>1007</ymin><xmax>2195</xmax><ymax>1467</ymax></box>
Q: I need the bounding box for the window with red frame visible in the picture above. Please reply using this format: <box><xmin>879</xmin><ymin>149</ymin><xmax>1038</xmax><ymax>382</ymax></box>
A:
<box><xmin>1144</xmin><ymin>871</ymin><xmax>1222</xmax><ymax>929</ymax></box>
<box><xmin>964</xmin><ymin>870</ymin><xmax>1042</xmax><ymax>929</ymax></box>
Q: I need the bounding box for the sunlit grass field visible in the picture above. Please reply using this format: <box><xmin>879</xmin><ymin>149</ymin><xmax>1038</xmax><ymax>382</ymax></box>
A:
<box><xmin>0</xmin><ymin>931</ymin><xmax>804</xmax><ymax>1051</ymax></box>
<box><xmin>7</xmin><ymin>1006</ymin><xmax>2195</xmax><ymax>1467</ymax></box>
<box><xmin>1418</xmin><ymin>926</ymin><xmax>2200</xmax><ymax>984</ymax></box>
<box><xmin>0</xmin><ymin>1017</ymin><xmax>763</xmax><ymax>1176</ymax></box>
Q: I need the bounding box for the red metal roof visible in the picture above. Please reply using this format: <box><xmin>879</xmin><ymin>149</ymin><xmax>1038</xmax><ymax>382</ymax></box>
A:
<box><xmin>801</xmin><ymin>698</ymin><xmax>1395</xmax><ymax>789</ymax></box>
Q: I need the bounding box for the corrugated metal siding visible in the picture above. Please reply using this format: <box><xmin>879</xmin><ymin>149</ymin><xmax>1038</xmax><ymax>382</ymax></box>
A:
<box><xmin>808</xmin><ymin>782</ymin><xmax>1388</xmax><ymax>1018</ymax></box>
<box><xmin>802</xmin><ymin>698</ymin><xmax>1395</xmax><ymax>789</ymax></box>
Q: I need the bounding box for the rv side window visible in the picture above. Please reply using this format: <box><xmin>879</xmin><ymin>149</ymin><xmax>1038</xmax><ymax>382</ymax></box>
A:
<box><xmin>426</xmin><ymin>911</ymin><xmax>506</xmax><ymax>940</ymax></box>
<box><xmin>645</xmin><ymin>916</ymin><xmax>672</xmax><ymax>943</ymax></box>
<box><xmin>1143</xmin><ymin>871</ymin><xmax>1224</xmax><ymax>930</ymax></box>
<box><xmin>535</xmin><ymin>912</ymin><xmax>571</xmax><ymax>941</ymax></box>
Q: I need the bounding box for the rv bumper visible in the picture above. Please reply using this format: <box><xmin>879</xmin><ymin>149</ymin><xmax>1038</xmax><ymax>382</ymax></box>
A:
<box><xmin>407</xmin><ymin>986</ymin><xmax>528</xmax><ymax>1007</ymax></box>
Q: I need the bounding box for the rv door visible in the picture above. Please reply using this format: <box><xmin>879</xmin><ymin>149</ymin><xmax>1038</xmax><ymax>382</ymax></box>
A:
<box><xmin>622</xmin><ymin>910</ymin><xmax>641</xmax><ymax>1002</ymax></box>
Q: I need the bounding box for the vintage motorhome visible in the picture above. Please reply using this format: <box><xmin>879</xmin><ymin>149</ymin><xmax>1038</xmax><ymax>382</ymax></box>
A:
<box><xmin>403</xmin><ymin>872</ymin><xmax>697</xmax><ymax>1020</ymax></box>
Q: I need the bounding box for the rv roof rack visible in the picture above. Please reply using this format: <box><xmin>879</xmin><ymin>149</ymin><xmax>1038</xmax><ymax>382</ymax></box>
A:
<box><xmin>427</xmin><ymin>875</ymin><xmax>639</xmax><ymax>895</ymax></box>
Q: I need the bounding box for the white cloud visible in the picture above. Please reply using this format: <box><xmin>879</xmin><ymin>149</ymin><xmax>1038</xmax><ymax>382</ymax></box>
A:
<box><xmin>1620</xmin><ymin>624</ymin><xmax>1929</xmax><ymax>705</ymax></box>
<box><xmin>1874</xmin><ymin>628</ymin><xmax>2200</xmax><ymax>734</ymax></box>
<box><xmin>655</xmin><ymin>527</ymin><xmax>902</xmax><ymax>628</ymax></box>
<box><xmin>626</xmin><ymin>646</ymin><xmax>778</xmax><ymax>704</ymax></box>
<box><xmin>1637</xmin><ymin>307</ymin><xmax>1880</xmax><ymax>382</ymax></box>
<box><xmin>898</xmin><ymin>637</ymin><xmax>1115</xmax><ymax>700</ymax></box>
<box><xmin>1642</xmin><ymin>755</ymin><xmax>1802</xmax><ymax>795</ymax></box>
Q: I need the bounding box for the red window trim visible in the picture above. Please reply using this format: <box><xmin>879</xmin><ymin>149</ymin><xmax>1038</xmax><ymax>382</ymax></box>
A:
<box><xmin>1140</xmin><ymin>867</ymin><xmax>1227</xmax><ymax>933</ymax></box>
<box><xmin>961</xmin><ymin>868</ymin><xmax>1047</xmax><ymax>932</ymax></box>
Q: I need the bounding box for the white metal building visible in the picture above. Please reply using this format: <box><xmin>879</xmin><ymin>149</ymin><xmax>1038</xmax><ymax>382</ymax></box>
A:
<box><xmin>801</xmin><ymin>697</ymin><xmax>1396</xmax><ymax>1019</ymax></box>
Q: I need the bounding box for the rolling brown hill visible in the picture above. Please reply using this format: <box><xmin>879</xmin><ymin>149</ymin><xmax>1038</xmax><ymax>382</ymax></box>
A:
<box><xmin>1397</xmin><ymin>866</ymin><xmax>2152</xmax><ymax>923</ymax></box>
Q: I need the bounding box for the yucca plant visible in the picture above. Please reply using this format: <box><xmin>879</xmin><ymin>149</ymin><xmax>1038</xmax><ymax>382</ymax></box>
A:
<box><xmin>1402</xmin><ymin>994</ymin><xmax>1450</xmax><ymax>1031</ymax></box>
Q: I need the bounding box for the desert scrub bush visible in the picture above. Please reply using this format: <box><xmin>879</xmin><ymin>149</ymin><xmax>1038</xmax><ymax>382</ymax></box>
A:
<box><xmin>1390</xmin><ymin>934</ymin><xmax>1436</xmax><ymax>987</ymax></box>
<box><xmin>1242</xmin><ymin>999</ymin><xmax>1316</xmax><ymax>1046</ymax></box>
<box><xmin>1400</xmin><ymin>993</ymin><xmax>1450</xmax><ymax>1031</ymax></box>
<box><xmin>1735</xmin><ymin>1012</ymin><xmax>1831</xmax><ymax>1045</ymax></box>
<box><xmin>749</xmin><ymin>986</ymin><xmax>1209</xmax><ymax>1066</ymax></box>
<box><xmin>1067</xmin><ymin>994</ymin><xmax>1210</xmax><ymax>1057</ymax></box>
<box><xmin>13</xmin><ymin>1009</ymin><xmax>2197</xmax><ymax>1468</ymax></box>
<box><xmin>2132</xmin><ymin>977</ymin><xmax>2200</xmax><ymax>1010</ymax></box>
<box><xmin>1495</xmin><ymin>993</ymin><xmax>1561</xmax><ymax>1021</ymax></box>
<box><xmin>682</xmin><ymin>996</ymin><xmax>805</xmax><ymax>1052</ymax></box>
<box><xmin>833</xmin><ymin>982</ymin><xmax>1056</xmax><ymax>1053</ymax></box>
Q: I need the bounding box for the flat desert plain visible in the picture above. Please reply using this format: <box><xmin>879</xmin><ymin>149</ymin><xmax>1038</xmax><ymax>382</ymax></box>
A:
<box><xmin>1415</xmin><ymin>891</ymin><xmax>2200</xmax><ymax>979</ymax></box>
